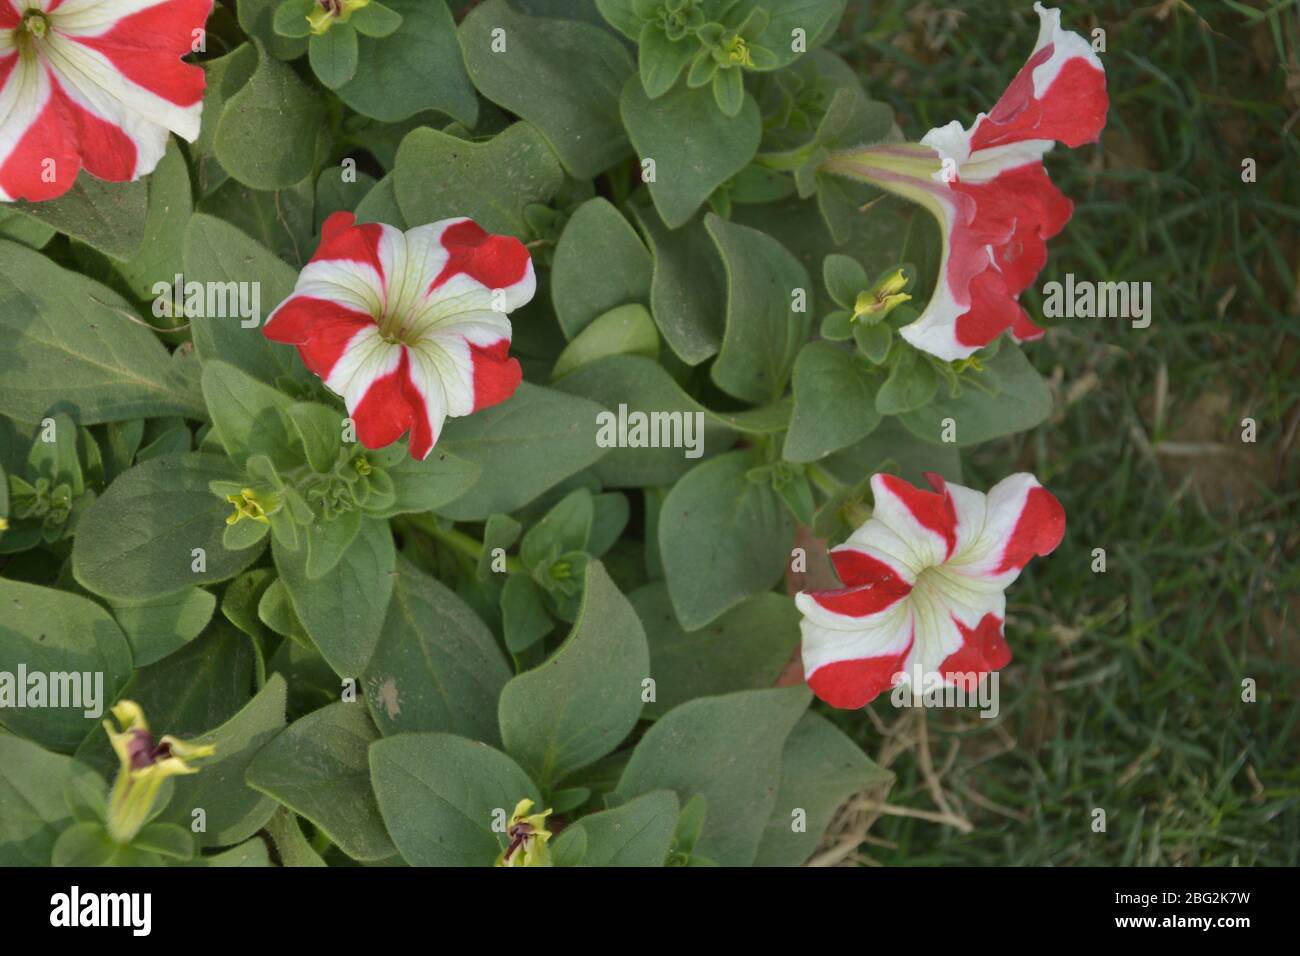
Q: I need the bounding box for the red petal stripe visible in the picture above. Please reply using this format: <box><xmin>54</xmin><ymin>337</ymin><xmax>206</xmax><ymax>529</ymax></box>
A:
<box><xmin>263</xmin><ymin>296</ymin><xmax>375</xmax><ymax>381</ymax></box>
<box><xmin>970</xmin><ymin>47</ymin><xmax>1108</xmax><ymax>152</ymax></box>
<box><xmin>431</xmin><ymin>218</ymin><xmax>531</xmax><ymax>293</ymax></box>
<box><xmin>468</xmin><ymin>339</ymin><xmax>521</xmax><ymax>412</ymax></box>
<box><xmin>995</xmin><ymin>484</ymin><xmax>1066</xmax><ymax>573</ymax></box>
<box><xmin>311</xmin><ymin>211</ymin><xmax>387</xmax><ymax>283</ymax></box>
<box><xmin>938</xmin><ymin>613</ymin><xmax>1011</xmax><ymax>689</ymax></box>
<box><xmin>807</xmin><ymin>634</ymin><xmax>914</xmax><ymax>709</ymax></box>
<box><xmin>0</xmin><ymin>74</ymin><xmax>137</xmax><ymax>202</ymax></box>
<box><xmin>70</xmin><ymin>0</ymin><xmax>211</xmax><ymax>107</ymax></box>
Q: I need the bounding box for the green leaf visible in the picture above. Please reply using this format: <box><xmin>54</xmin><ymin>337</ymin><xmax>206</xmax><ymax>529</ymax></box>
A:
<box><xmin>855</xmin><ymin>320</ymin><xmax>892</xmax><ymax>364</ymax></box>
<box><xmin>132</xmin><ymin>823</ymin><xmax>195</xmax><ymax>860</ymax></box>
<box><xmin>554</xmin><ymin>354</ymin><xmax>737</xmax><ymax>487</ymax></box>
<box><xmin>519</xmin><ymin>488</ymin><xmax>594</xmax><ymax>568</ymax></box>
<box><xmin>626</xmin><ymin>203</ymin><xmax>726</xmax><ymax>365</ymax></box>
<box><xmin>460</xmin><ymin>0</ymin><xmax>633</xmax><ymax>178</ymax></box>
<box><xmin>365</xmin><ymin>446</ymin><xmax>480</xmax><ymax>518</ymax></box>
<box><xmin>477</xmin><ymin>513</ymin><xmax>522</xmax><ymax>580</ymax></box>
<box><xmin>214</xmin><ymin>45</ymin><xmax>326</xmax><ymax>190</ymax></box>
<box><xmin>754</xmin><ymin>711</ymin><xmax>892</xmax><ymax>866</ymax></box>
<box><xmin>706</xmin><ymin>213</ymin><xmax>812</xmax><ymax>404</ymax></box>
<box><xmin>272</xmin><ymin>0</ymin><xmax>314</xmax><ymax>38</ymax></box>
<box><xmin>595</xmin><ymin>0</ymin><xmax>642</xmax><ymax>38</ymax></box>
<box><xmin>501</xmin><ymin>573</ymin><xmax>553</xmax><ymax>655</ymax></box>
<box><xmin>552</xmin><ymin>199</ymin><xmax>653</xmax><ymax>339</ymax></box>
<box><xmin>52</xmin><ymin>821</ymin><xmax>166</xmax><ymax>867</ymax></box>
<box><xmin>336</xmin><ymin>0</ymin><xmax>477</xmax><ymax>126</ymax></box>
<box><xmin>362</xmin><ymin>558</ymin><xmax>511</xmax><ymax>745</ymax></box>
<box><xmin>106</xmin><ymin>588</ymin><xmax>217</xmax><ymax>667</ymax></box>
<box><xmin>154</xmin><ymin>674</ymin><xmax>288</xmax><ymax>848</ymax></box>
<box><xmin>239</xmin><ymin>0</ymin><xmax>310</xmax><ymax>60</ymax></box>
<box><xmin>499</xmin><ymin>561</ymin><xmax>649</xmax><ymax>788</ymax></box>
<box><xmin>370</xmin><ymin>732</ymin><xmax>540</xmax><ymax>867</ymax></box>
<box><xmin>274</xmin><ymin>516</ymin><xmax>395</xmax><ymax>677</ymax></box>
<box><xmin>898</xmin><ymin>343</ymin><xmax>1053</xmax><ymax>446</ymax></box>
<box><xmin>565</xmin><ymin>790</ymin><xmax>679</xmax><ymax>866</ymax></box>
<box><xmin>620</xmin><ymin>79</ymin><xmax>761</xmax><ymax>228</ymax></box>
<box><xmin>629</xmin><ymin>583</ymin><xmax>800</xmax><ymax>718</ymax></box>
<box><xmin>182</xmin><ymin>214</ymin><xmax>303</xmax><ymax>385</ymax></box>
<box><xmin>10</xmin><ymin>177</ymin><xmax>148</xmax><ymax>260</ymax></box>
<box><xmin>0</xmin><ymin>207</ymin><xmax>54</xmax><ymax>249</ymax></box>
<box><xmin>246</xmin><ymin>700</ymin><xmax>396</xmax><ymax>861</ymax></box>
<box><xmin>394</xmin><ymin>123</ymin><xmax>564</xmax><ymax>238</ymax></box>
<box><xmin>617</xmin><ymin>686</ymin><xmax>810</xmax><ymax>865</ymax></box>
<box><xmin>197</xmin><ymin>172</ymin><xmax>315</xmax><ymax>268</ymax></box>
<box><xmin>823</xmin><ymin>253</ymin><xmax>868</xmax><ymax>309</ymax></box>
<box><xmin>201</xmin><ymin>361</ymin><xmax>301</xmax><ymax>470</ymax></box>
<box><xmin>553</xmin><ymin>304</ymin><xmax>660</xmax><ymax>380</ymax></box>
<box><xmin>303</xmin><ymin>509</ymin><xmax>362</xmax><ymax>580</ymax></box>
<box><xmin>309</xmin><ymin>22</ymin><xmax>360</xmax><ymax>88</ymax></box>
<box><xmin>658</xmin><ymin>449</ymin><xmax>793</xmax><ymax>630</ymax></box>
<box><xmin>192</xmin><ymin>45</ymin><xmax>260</xmax><ymax>196</ymax></box>
<box><xmin>437</xmin><ymin>383</ymin><xmax>608</xmax><ymax>521</ymax></box>
<box><xmin>0</xmin><ymin>732</ymin><xmax>106</xmax><ymax>865</ymax></box>
<box><xmin>875</xmin><ymin>346</ymin><xmax>939</xmax><ymax>416</ymax></box>
<box><xmin>820</xmin><ymin>417</ymin><xmax>962</xmax><ymax>488</ymax></box>
<box><xmin>639</xmin><ymin>22</ymin><xmax>695</xmax><ymax>98</ymax></box>
<box><xmin>727</xmin><ymin>0</ymin><xmax>845</xmax><ymax>71</ymax></box>
<box><xmin>73</xmin><ymin>453</ymin><xmax>265</xmax><ymax>602</ymax></box>
<box><xmin>784</xmin><ymin>342</ymin><xmax>880</xmax><ymax>462</ymax></box>
<box><xmin>114</xmin><ymin>141</ymin><xmax>195</xmax><ymax>301</ymax></box>
<box><xmin>200</xmin><ymin>837</ymin><xmax>273</xmax><ymax>866</ymax></box>
<box><xmin>351</xmin><ymin>2</ymin><xmax>403</xmax><ymax>38</ymax></box>
<box><xmin>0</xmin><ymin>241</ymin><xmax>204</xmax><ymax>425</ymax></box>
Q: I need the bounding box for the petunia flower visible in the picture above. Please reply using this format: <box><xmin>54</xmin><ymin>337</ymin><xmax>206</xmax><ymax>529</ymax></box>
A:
<box><xmin>0</xmin><ymin>0</ymin><xmax>212</xmax><ymax>203</ymax></box>
<box><xmin>102</xmin><ymin>700</ymin><xmax>215</xmax><ymax>844</ymax></box>
<box><xmin>821</xmin><ymin>3</ymin><xmax>1107</xmax><ymax>361</ymax></box>
<box><xmin>796</xmin><ymin>472</ymin><xmax>1065</xmax><ymax>709</ymax></box>
<box><xmin>263</xmin><ymin>211</ymin><xmax>536</xmax><ymax>461</ymax></box>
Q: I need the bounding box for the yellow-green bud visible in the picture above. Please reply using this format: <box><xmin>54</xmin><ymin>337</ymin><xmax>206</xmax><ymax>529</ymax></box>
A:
<box><xmin>495</xmin><ymin>799</ymin><xmax>554</xmax><ymax>867</ymax></box>
<box><xmin>102</xmin><ymin>701</ymin><xmax>215</xmax><ymax>845</ymax></box>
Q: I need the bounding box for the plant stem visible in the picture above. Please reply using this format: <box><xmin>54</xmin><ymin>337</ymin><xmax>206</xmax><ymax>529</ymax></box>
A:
<box><xmin>403</xmin><ymin>513</ymin><xmax>524</xmax><ymax>574</ymax></box>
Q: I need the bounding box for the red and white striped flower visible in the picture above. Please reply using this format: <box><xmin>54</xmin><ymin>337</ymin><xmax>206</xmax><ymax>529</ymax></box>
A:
<box><xmin>0</xmin><ymin>0</ymin><xmax>211</xmax><ymax>202</ymax></box>
<box><xmin>796</xmin><ymin>472</ymin><xmax>1065</xmax><ymax>709</ymax></box>
<box><xmin>263</xmin><ymin>212</ymin><xmax>536</xmax><ymax>460</ymax></box>
<box><xmin>822</xmin><ymin>3</ymin><xmax>1107</xmax><ymax>361</ymax></box>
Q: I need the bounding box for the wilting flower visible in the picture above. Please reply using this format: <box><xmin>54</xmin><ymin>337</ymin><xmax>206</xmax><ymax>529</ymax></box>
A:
<box><xmin>796</xmin><ymin>472</ymin><xmax>1065</xmax><ymax>709</ymax></box>
<box><xmin>0</xmin><ymin>0</ymin><xmax>212</xmax><ymax>203</ymax></box>
<box><xmin>102</xmin><ymin>700</ymin><xmax>215</xmax><ymax>844</ymax></box>
<box><xmin>263</xmin><ymin>212</ymin><xmax>536</xmax><ymax>460</ymax></box>
<box><xmin>495</xmin><ymin>798</ymin><xmax>553</xmax><ymax>868</ymax></box>
<box><xmin>821</xmin><ymin>3</ymin><xmax>1107</xmax><ymax>360</ymax></box>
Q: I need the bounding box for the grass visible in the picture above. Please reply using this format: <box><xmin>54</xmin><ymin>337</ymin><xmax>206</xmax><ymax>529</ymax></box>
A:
<box><xmin>817</xmin><ymin>1</ymin><xmax>1300</xmax><ymax>865</ymax></box>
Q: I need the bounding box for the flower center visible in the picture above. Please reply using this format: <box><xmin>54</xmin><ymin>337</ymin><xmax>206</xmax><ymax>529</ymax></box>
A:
<box><xmin>21</xmin><ymin>10</ymin><xmax>49</xmax><ymax>38</ymax></box>
<box><xmin>126</xmin><ymin>729</ymin><xmax>173</xmax><ymax>770</ymax></box>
